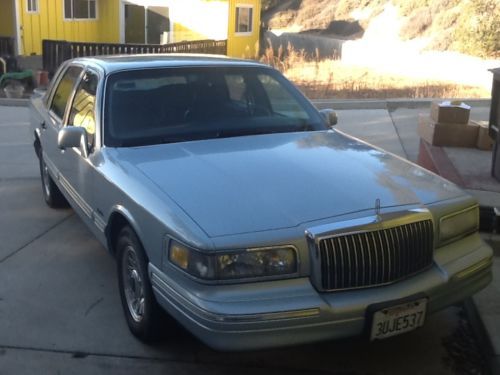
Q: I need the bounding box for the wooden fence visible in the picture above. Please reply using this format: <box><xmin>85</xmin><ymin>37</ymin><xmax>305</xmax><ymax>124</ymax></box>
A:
<box><xmin>42</xmin><ymin>39</ymin><xmax>228</xmax><ymax>75</ymax></box>
<box><xmin>0</xmin><ymin>37</ymin><xmax>15</xmax><ymax>56</ymax></box>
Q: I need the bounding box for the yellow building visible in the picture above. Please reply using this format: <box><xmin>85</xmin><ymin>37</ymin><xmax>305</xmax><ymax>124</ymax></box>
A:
<box><xmin>0</xmin><ymin>0</ymin><xmax>261</xmax><ymax>58</ymax></box>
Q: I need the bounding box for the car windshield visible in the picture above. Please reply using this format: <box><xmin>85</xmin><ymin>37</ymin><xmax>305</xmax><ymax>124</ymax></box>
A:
<box><xmin>104</xmin><ymin>66</ymin><xmax>326</xmax><ymax>147</ymax></box>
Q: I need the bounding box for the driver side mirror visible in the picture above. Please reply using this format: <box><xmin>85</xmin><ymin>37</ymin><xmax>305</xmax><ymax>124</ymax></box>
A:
<box><xmin>319</xmin><ymin>109</ymin><xmax>338</xmax><ymax>127</ymax></box>
<box><xmin>57</xmin><ymin>126</ymin><xmax>89</xmax><ymax>158</ymax></box>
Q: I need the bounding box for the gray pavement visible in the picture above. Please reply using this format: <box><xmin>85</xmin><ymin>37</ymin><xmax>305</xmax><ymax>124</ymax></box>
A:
<box><xmin>0</xmin><ymin>100</ymin><xmax>498</xmax><ymax>374</ymax></box>
<box><xmin>332</xmin><ymin>99</ymin><xmax>500</xmax><ymax>373</ymax></box>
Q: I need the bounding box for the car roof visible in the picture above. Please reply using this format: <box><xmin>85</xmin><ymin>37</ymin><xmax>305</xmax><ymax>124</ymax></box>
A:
<box><xmin>72</xmin><ymin>54</ymin><xmax>270</xmax><ymax>74</ymax></box>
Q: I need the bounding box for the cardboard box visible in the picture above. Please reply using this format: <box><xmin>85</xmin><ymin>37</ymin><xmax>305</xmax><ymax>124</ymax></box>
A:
<box><xmin>418</xmin><ymin>114</ymin><xmax>478</xmax><ymax>147</ymax></box>
<box><xmin>471</xmin><ymin>120</ymin><xmax>494</xmax><ymax>150</ymax></box>
<box><xmin>430</xmin><ymin>101</ymin><xmax>471</xmax><ymax>124</ymax></box>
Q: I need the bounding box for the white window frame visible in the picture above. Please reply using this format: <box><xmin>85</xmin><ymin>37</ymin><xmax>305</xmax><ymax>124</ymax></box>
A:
<box><xmin>27</xmin><ymin>0</ymin><xmax>39</xmax><ymax>14</ymax></box>
<box><xmin>235</xmin><ymin>4</ymin><xmax>253</xmax><ymax>36</ymax></box>
<box><xmin>63</xmin><ymin>0</ymin><xmax>98</xmax><ymax>21</ymax></box>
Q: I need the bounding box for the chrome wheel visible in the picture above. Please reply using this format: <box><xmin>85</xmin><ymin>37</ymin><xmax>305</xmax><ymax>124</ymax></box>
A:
<box><xmin>122</xmin><ymin>245</ymin><xmax>146</xmax><ymax>323</ymax></box>
<box><xmin>117</xmin><ymin>226</ymin><xmax>165</xmax><ymax>342</ymax></box>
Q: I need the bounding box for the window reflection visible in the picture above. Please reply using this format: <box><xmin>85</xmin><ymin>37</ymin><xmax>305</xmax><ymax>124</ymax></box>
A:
<box><xmin>69</xmin><ymin>71</ymin><xmax>98</xmax><ymax>149</ymax></box>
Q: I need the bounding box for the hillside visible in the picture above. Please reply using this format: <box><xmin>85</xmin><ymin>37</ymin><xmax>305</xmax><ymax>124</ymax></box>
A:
<box><xmin>262</xmin><ymin>0</ymin><xmax>499</xmax><ymax>58</ymax></box>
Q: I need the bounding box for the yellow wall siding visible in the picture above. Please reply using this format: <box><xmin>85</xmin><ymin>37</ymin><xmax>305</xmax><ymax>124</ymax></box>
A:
<box><xmin>0</xmin><ymin>0</ymin><xmax>15</xmax><ymax>36</ymax></box>
<box><xmin>14</xmin><ymin>0</ymin><xmax>261</xmax><ymax>57</ymax></box>
<box><xmin>17</xmin><ymin>0</ymin><xmax>119</xmax><ymax>55</ymax></box>
<box><xmin>227</xmin><ymin>0</ymin><xmax>260</xmax><ymax>59</ymax></box>
<box><xmin>98</xmin><ymin>0</ymin><xmax>119</xmax><ymax>43</ymax></box>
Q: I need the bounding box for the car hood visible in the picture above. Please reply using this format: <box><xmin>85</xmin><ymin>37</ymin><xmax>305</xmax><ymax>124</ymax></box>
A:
<box><xmin>114</xmin><ymin>131</ymin><xmax>463</xmax><ymax>237</ymax></box>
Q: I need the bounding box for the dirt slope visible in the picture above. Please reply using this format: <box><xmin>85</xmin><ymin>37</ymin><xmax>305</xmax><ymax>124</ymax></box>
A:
<box><xmin>262</xmin><ymin>0</ymin><xmax>499</xmax><ymax>58</ymax></box>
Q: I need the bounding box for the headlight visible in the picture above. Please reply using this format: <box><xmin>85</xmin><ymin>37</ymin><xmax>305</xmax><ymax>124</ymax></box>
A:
<box><xmin>217</xmin><ymin>247</ymin><xmax>297</xmax><ymax>279</ymax></box>
<box><xmin>169</xmin><ymin>241</ymin><xmax>215</xmax><ymax>279</ymax></box>
<box><xmin>439</xmin><ymin>205</ymin><xmax>479</xmax><ymax>244</ymax></box>
<box><xmin>168</xmin><ymin>241</ymin><xmax>298</xmax><ymax>281</ymax></box>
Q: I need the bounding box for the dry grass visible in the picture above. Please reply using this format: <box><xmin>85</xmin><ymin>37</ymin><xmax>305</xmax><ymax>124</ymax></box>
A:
<box><xmin>260</xmin><ymin>46</ymin><xmax>489</xmax><ymax>99</ymax></box>
<box><xmin>399</xmin><ymin>8</ymin><xmax>432</xmax><ymax>40</ymax></box>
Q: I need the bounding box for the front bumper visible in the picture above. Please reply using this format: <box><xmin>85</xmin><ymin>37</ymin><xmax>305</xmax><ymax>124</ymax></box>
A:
<box><xmin>150</xmin><ymin>235</ymin><xmax>492</xmax><ymax>351</ymax></box>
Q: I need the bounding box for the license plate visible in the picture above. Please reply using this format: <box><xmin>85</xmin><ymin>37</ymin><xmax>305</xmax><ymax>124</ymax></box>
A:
<box><xmin>370</xmin><ymin>298</ymin><xmax>427</xmax><ymax>340</ymax></box>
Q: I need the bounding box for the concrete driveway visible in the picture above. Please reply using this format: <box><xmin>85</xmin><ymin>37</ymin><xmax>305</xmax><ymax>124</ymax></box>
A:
<box><xmin>0</xmin><ymin>104</ymin><xmax>489</xmax><ymax>375</ymax></box>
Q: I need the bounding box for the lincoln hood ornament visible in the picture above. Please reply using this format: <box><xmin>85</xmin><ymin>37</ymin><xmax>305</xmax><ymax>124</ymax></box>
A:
<box><xmin>375</xmin><ymin>198</ymin><xmax>381</xmax><ymax>216</ymax></box>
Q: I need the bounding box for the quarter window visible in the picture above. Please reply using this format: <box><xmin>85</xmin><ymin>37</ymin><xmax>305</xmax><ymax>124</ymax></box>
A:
<box><xmin>50</xmin><ymin>66</ymin><xmax>83</xmax><ymax>120</ymax></box>
<box><xmin>64</xmin><ymin>0</ymin><xmax>97</xmax><ymax>20</ymax></box>
<box><xmin>27</xmin><ymin>0</ymin><xmax>39</xmax><ymax>13</ymax></box>
<box><xmin>235</xmin><ymin>6</ymin><xmax>253</xmax><ymax>34</ymax></box>
<box><xmin>69</xmin><ymin>71</ymin><xmax>98</xmax><ymax>148</ymax></box>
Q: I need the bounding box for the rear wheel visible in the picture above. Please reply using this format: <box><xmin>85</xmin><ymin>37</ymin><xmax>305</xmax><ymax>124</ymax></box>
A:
<box><xmin>117</xmin><ymin>226</ymin><xmax>164</xmax><ymax>342</ymax></box>
<box><xmin>38</xmin><ymin>150</ymin><xmax>68</xmax><ymax>208</ymax></box>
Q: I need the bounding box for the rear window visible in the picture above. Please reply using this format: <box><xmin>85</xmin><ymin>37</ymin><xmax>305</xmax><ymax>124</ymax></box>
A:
<box><xmin>104</xmin><ymin>66</ymin><xmax>324</xmax><ymax>147</ymax></box>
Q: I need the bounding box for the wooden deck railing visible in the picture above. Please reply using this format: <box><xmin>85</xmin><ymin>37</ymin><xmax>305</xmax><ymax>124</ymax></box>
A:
<box><xmin>42</xmin><ymin>39</ymin><xmax>228</xmax><ymax>76</ymax></box>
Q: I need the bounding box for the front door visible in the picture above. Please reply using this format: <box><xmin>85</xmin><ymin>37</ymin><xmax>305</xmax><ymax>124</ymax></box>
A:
<box><xmin>43</xmin><ymin>65</ymin><xmax>84</xmax><ymax>179</ymax></box>
<box><xmin>58</xmin><ymin>68</ymin><xmax>99</xmax><ymax>225</ymax></box>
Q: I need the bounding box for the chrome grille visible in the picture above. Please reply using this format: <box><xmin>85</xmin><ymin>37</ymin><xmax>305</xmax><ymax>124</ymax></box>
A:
<box><xmin>318</xmin><ymin>220</ymin><xmax>434</xmax><ymax>291</ymax></box>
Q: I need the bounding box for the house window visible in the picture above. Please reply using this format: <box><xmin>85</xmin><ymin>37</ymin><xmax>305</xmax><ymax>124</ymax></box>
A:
<box><xmin>235</xmin><ymin>5</ymin><xmax>253</xmax><ymax>34</ymax></box>
<box><xmin>27</xmin><ymin>0</ymin><xmax>39</xmax><ymax>13</ymax></box>
<box><xmin>64</xmin><ymin>0</ymin><xmax>97</xmax><ymax>20</ymax></box>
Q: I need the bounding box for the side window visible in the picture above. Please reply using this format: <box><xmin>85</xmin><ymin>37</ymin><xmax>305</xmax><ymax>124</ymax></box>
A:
<box><xmin>50</xmin><ymin>66</ymin><xmax>83</xmax><ymax>120</ymax></box>
<box><xmin>69</xmin><ymin>71</ymin><xmax>98</xmax><ymax>149</ymax></box>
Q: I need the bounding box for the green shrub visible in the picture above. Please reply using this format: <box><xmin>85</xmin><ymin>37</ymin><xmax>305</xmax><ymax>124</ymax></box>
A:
<box><xmin>453</xmin><ymin>0</ymin><xmax>500</xmax><ymax>57</ymax></box>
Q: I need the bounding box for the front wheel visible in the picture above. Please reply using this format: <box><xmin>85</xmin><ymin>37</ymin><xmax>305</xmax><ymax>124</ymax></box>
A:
<box><xmin>117</xmin><ymin>226</ymin><xmax>164</xmax><ymax>342</ymax></box>
<box><xmin>38</xmin><ymin>151</ymin><xmax>68</xmax><ymax>208</ymax></box>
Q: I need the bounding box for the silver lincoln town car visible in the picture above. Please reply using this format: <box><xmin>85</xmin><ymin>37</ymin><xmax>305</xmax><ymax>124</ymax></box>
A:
<box><xmin>30</xmin><ymin>54</ymin><xmax>493</xmax><ymax>350</ymax></box>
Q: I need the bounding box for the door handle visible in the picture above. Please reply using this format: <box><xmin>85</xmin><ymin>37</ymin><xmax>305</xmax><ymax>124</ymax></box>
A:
<box><xmin>40</xmin><ymin>121</ymin><xmax>46</xmax><ymax>129</ymax></box>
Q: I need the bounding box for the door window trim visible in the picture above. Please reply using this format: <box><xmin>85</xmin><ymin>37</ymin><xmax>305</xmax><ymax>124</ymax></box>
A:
<box><xmin>48</xmin><ymin>64</ymin><xmax>85</xmax><ymax>127</ymax></box>
<box><xmin>66</xmin><ymin>68</ymin><xmax>100</xmax><ymax>152</ymax></box>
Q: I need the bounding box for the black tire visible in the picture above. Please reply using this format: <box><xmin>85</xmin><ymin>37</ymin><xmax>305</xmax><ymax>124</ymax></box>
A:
<box><xmin>117</xmin><ymin>226</ymin><xmax>164</xmax><ymax>343</ymax></box>
<box><xmin>38</xmin><ymin>151</ymin><xmax>68</xmax><ymax>208</ymax></box>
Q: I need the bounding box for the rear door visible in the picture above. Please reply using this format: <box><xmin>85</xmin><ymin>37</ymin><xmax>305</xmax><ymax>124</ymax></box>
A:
<box><xmin>41</xmin><ymin>64</ymin><xmax>83</xmax><ymax>182</ymax></box>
